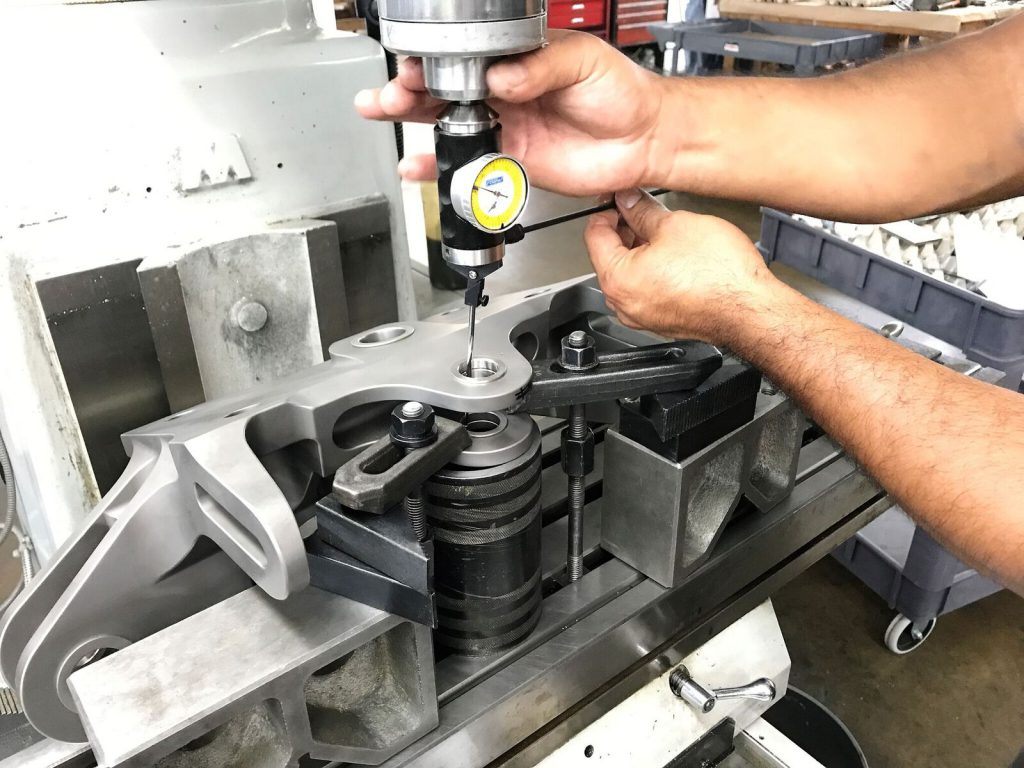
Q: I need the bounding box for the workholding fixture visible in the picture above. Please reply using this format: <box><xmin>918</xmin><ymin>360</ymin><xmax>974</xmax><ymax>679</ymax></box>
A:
<box><xmin>0</xmin><ymin>275</ymin><xmax>904</xmax><ymax>768</ymax></box>
<box><xmin>0</xmin><ymin>0</ymin><xmax>418</xmax><ymax>567</ymax></box>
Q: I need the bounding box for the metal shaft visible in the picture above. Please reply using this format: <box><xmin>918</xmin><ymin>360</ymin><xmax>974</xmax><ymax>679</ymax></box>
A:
<box><xmin>465</xmin><ymin>302</ymin><xmax>477</xmax><ymax>373</ymax></box>
<box><xmin>404</xmin><ymin>491</ymin><xmax>428</xmax><ymax>542</ymax></box>
<box><xmin>566</xmin><ymin>403</ymin><xmax>587</xmax><ymax>582</ymax></box>
<box><xmin>520</xmin><ymin>189</ymin><xmax>670</xmax><ymax>235</ymax></box>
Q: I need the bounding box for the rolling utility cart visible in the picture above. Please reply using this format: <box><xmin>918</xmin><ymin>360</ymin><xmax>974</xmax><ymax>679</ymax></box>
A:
<box><xmin>759</xmin><ymin>209</ymin><xmax>1023</xmax><ymax>654</ymax></box>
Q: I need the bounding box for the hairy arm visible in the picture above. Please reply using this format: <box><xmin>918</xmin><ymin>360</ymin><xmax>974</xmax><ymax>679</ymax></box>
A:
<box><xmin>587</xmin><ymin>191</ymin><xmax>1024</xmax><ymax>595</ymax></box>
<box><xmin>358</xmin><ymin>21</ymin><xmax>1023</xmax><ymax>217</ymax></box>
<box><xmin>732</xmin><ymin>283</ymin><xmax>1024</xmax><ymax>594</ymax></box>
<box><xmin>655</xmin><ymin>15</ymin><xmax>1024</xmax><ymax>221</ymax></box>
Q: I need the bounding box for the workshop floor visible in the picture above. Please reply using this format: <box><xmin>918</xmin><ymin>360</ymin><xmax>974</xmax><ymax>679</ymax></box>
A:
<box><xmin>413</xmin><ymin>191</ymin><xmax>1024</xmax><ymax>768</ymax></box>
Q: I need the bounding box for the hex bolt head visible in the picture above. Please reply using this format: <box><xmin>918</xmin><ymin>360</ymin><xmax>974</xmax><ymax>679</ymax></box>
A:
<box><xmin>560</xmin><ymin>332</ymin><xmax>598</xmax><ymax>371</ymax></box>
<box><xmin>390</xmin><ymin>402</ymin><xmax>438</xmax><ymax>449</ymax></box>
<box><xmin>232</xmin><ymin>300</ymin><xmax>269</xmax><ymax>333</ymax></box>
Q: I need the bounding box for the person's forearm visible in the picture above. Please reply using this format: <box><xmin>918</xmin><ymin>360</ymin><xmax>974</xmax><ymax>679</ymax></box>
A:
<box><xmin>724</xmin><ymin>282</ymin><xmax>1024</xmax><ymax>595</ymax></box>
<box><xmin>651</xmin><ymin>17</ymin><xmax>1024</xmax><ymax>222</ymax></box>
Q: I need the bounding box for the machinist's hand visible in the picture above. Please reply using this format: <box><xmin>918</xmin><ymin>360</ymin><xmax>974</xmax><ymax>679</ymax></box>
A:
<box><xmin>585</xmin><ymin>190</ymin><xmax>780</xmax><ymax>345</ymax></box>
<box><xmin>354</xmin><ymin>31</ymin><xmax>669</xmax><ymax>196</ymax></box>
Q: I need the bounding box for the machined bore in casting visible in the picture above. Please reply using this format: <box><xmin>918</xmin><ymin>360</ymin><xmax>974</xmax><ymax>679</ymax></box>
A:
<box><xmin>455</xmin><ymin>356</ymin><xmax>505</xmax><ymax>382</ymax></box>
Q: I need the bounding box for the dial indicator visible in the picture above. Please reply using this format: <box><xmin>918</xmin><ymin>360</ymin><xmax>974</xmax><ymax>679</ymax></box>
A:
<box><xmin>451</xmin><ymin>154</ymin><xmax>530</xmax><ymax>233</ymax></box>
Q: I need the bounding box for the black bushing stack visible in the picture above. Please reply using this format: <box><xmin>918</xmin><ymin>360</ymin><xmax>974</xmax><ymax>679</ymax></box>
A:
<box><xmin>423</xmin><ymin>423</ymin><xmax>543</xmax><ymax>656</ymax></box>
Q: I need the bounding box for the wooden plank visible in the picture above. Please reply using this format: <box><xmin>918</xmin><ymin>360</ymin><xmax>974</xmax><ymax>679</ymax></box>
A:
<box><xmin>717</xmin><ymin>0</ymin><xmax>1021</xmax><ymax>38</ymax></box>
<box><xmin>337</xmin><ymin>17</ymin><xmax>366</xmax><ymax>33</ymax></box>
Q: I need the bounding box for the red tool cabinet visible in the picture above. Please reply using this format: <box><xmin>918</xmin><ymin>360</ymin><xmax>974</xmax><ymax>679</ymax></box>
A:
<box><xmin>614</xmin><ymin>0</ymin><xmax>668</xmax><ymax>46</ymax></box>
<box><xmin>547</xmin><ymin>1</ymin><xmax>669</xmax><ymax>47</ymax></box>
<box><xmin>548</xmin><ymin>0</ymin><xmax>610</xmax><ymax>38</ymax></box>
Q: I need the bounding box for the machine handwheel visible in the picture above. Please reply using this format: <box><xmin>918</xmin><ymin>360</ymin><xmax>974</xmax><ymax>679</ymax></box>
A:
<box><xmin>884</xmin><ymin>613</ymin><xmax>936</xmax><ymax>655</ymax></box>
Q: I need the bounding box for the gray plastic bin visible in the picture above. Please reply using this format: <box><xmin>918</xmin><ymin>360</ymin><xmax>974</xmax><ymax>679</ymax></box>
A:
<box><xmin>650</xmin><ymin>20</ymin><xmax>885</xmax><ymax>76</ymax></box>
<box><xmin>760</xmin><ymin>208</ymin><xmax>1024</xmax><ymax>390</ymax></box>
<box><xmin>759</xmin><ymin>208</ymin><xmax>1018</xmax><ymax>653</ymax></box>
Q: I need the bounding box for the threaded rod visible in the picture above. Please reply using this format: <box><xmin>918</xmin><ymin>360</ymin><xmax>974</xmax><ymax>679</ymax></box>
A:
<box><xmin>566</xmin><ymin>403</ymin><xmax>588</xmax><ymax>582</ymax></box>
<box><xmin>567</xmin><ymin>476</ymin><xmax>585</xmax><ymax>581</ymax></box>
<box><xmin>403</xmin><ymin>442</ymin><xmax>429</xmax><ymax>543</ymax></box>
<box><xmin>405</xmin><ymin>492</ymin><xmax>427</xmax><ymax>542</ymax></box>
<box><xmin>568</xmin><ymin>405</ymin><xmax>587</xmax><ymax>440</ymax></box>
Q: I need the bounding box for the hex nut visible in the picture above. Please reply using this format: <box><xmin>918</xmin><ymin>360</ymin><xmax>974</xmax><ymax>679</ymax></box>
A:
<box><xmin>560</xmin><ymin>333</ymin><xmax>598</xmax><ymax>371</ymax></box>
<box><xmin>560</xmin><ymin>429</ymin><xmax>595</xmax><ymax>476</ymax></box>
<box><xmin>390</xmin><ymin>403</ymin><xmax>438</xmax><ymax>449</ymax></box>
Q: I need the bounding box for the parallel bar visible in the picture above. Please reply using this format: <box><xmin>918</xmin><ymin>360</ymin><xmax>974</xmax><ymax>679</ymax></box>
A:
<box><xmin>0</xmin><ymin>738</ymin><xmax>91</xmax><ymax>768</ymax></box>
<box><xmin>736</xmin><ymin>718</ymin><xmax>828</xmax><ymax>768</ymax></box>
<box><xmin>795</xmin><ymin>436</ymin><xmax>845</xmax><ymax>482</ymax></box>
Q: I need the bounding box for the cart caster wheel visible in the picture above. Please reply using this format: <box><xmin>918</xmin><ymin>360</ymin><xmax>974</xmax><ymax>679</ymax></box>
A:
<box><xmin>884</xmin><ymin>613</ymin><xmax>936</xmax><ymax>655</ymax></box>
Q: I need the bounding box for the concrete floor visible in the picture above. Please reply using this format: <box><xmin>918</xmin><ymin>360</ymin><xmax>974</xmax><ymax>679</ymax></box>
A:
<box><xmin>413</xmin><ymin>191</ymin><xmax>1024</xmax><ymax>768</ymax></box>
<box><xmin>775</xmin><ymin>558</ymin><xmax>1024</xmax><ymax>768</ymax></box>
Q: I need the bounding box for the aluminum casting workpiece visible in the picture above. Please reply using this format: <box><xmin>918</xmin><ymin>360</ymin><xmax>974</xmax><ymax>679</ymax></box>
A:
<box><xmin>0</xmin><ymin>274</ymin><xmax>725</xmax><ymax>744</ymax></box>
<box><xmin>0</xmin><ymin>276</ymin><xmax>608</xmax><ymax>741</ymax></box>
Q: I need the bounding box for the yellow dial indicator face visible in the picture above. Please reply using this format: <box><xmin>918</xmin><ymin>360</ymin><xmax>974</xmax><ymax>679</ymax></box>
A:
<box><xmin>469</xmin><ymin>156</ymin><xmax>528</xmax><ymax>232</ymax></box>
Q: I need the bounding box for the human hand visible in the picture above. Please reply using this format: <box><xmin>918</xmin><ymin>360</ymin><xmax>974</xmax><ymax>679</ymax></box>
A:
<box><xmin>584</xmin><ymin>190</ymin><xmax>782</xmax><ymax>345</ymax></box>
<box><xmin>353</xmin><ymin>31</ymin><xmax>670</xmax><ymax>196</ymax></box>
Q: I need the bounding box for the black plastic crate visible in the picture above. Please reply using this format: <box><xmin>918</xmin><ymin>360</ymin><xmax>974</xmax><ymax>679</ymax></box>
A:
<box><xmin>759</xmin><ymin>208</ymin><xmax>1024</xmax><ymax>387</ymax></box>
<box><xmin>650</xmin><ymin>20</ymin><xmax>884</xmax><ymax>75</ymax></box>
